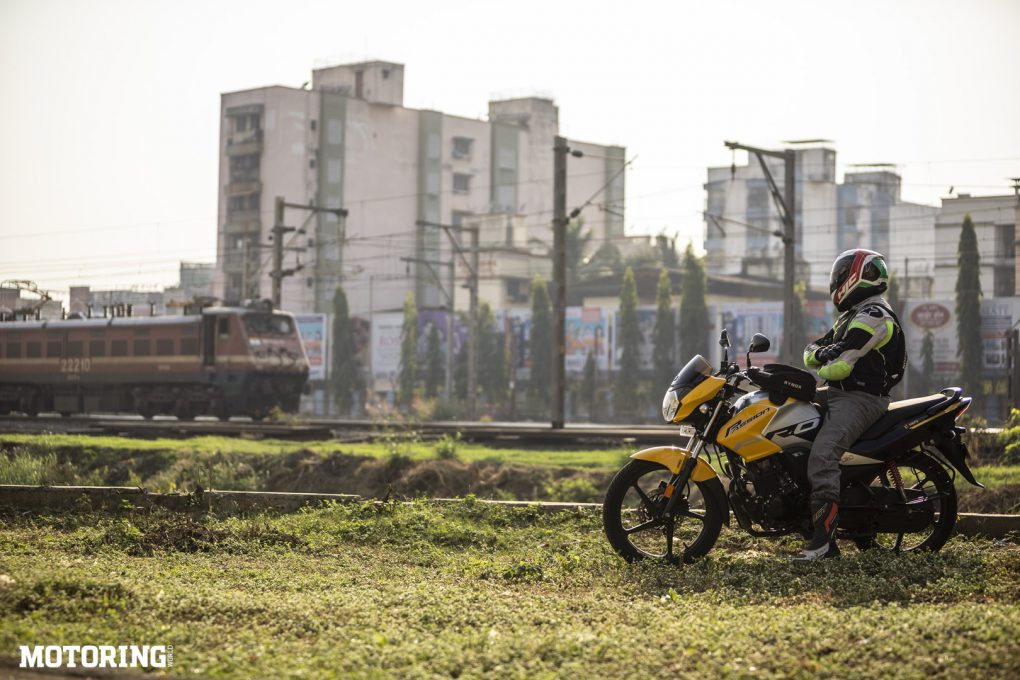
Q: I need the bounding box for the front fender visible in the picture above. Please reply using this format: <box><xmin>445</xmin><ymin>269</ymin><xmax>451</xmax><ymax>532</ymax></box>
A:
<box><xmin>630</xmin><ymin>446</ymin><xmax>718</xmax><ymax>482</ymax></box>
<box><xmin>629</xmin><ymin>446</ymin><xmax>730</xmax><ymax>527</ymax></box>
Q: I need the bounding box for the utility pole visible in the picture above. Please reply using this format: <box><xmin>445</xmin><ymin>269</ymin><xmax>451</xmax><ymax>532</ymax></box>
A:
<box><xmin>271</xmin><ymin>196</ymin><xmax>348</xmax><ymax>309</ymax></box>
<box><xmin>418</xmin><ymin>219</ymin><xmax>480</xmax><ymax>418</ymax></box>
<box><xmin>552</xmin><ymin>137</ymin><xmax>584</xmax><ymax>429</ymax></box>
<box><xmin>724</xmin><ymin>141</ymin><xmax>797</xmax><ymax>364</ymax></box>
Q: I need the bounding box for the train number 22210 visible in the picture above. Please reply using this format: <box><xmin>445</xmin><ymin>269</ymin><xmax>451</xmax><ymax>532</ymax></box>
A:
<box><xmin>60</xmin><ymin>358</ymin><xmax>93</xmax><ymax>374</ymax></box>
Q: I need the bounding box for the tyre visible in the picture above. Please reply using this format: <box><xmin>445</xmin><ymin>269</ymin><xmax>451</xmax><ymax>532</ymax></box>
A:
<box><xmin>603</xmin><ymin>459</ymin><xmax>724</xmax><ymax>563</ymax></box>
<box><xmin>852</xmin><ymin>451</ymin><xmax>957</xmax><ymax>552</ymax></box>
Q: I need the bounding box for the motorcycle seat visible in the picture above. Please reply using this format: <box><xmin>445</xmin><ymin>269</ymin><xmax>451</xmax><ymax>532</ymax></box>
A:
<box><xmin>857</xmin><ymin>393</ymin><xmax>949</xmax><ymax>441</ymax></box>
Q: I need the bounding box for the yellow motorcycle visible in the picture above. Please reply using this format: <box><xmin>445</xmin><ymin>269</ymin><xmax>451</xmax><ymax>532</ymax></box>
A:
<box><xmin>602</xmin><ymin>329</ymin><xmax>982</xmax><ymax>563</ymax></box>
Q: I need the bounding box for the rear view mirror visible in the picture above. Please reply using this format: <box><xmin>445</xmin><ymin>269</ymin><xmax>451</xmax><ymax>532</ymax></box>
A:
<box><xmin>748</xmin><ymin>333</ymin><xmax>770</xmax><ymax>353</ymax></box>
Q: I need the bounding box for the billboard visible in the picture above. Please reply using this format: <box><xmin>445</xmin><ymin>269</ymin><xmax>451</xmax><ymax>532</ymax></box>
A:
<box><xmin>370</xmin><ymin>312</ymin><xmax>404</xmax><ymax>389</ymax></box>
<box><xmin>566</xmin><ymin>306</ymin><xmax>609</xmax><ymax>373</ymax></box>
<box><xmin>294</xmin><ymin>313</ymin><xmax>328</xmax><ymax>381</ymax></box>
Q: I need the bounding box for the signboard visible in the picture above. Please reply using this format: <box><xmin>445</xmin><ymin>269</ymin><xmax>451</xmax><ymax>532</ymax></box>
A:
<box><xmin>566</xmin><ymin>306</ymin><xmax>609</xmax><ymax>373</ymax></box>
<box><xmin>370</xmin><ymin>312</ymin><xmax>404</xmax><ymax>389</ymax></box>
<box><xmin>294</xmin><ymin>314</ymin><xmax>328</xmax><ymax>381</ymax></box>
<box><xmin>902</xmin><ymin>298</ymin><xmax>1020</xmax><ymax>379</ymax></box>
<box><xmin>717</xmin><ymin>302</ymin><xmax>784</xmax><ymax>366</ymax></box>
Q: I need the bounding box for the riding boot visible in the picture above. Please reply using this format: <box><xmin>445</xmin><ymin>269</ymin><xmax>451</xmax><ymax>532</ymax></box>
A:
<box><xmin>793</xmin><ymin>500</ymin><xmax>839</xmax><ymax>563</ymax></box>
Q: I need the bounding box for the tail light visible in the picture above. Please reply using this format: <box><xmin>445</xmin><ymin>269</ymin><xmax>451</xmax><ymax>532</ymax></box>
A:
<box><xmin>954</xmin><ymin>400</ymin><xmax>971</xmax><ymax>419</ymax></box>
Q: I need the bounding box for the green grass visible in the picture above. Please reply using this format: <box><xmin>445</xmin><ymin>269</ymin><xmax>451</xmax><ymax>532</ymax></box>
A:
<box><xmin>969</xmin><ymin>466</ymin><xmax>1020</xmax><ymax>489</ymax></box>
<box><xmin>0</xmin><ymin>503</ymin><xmax>1017</xmax><ymax>678</ymax></box>
<box><xmin>0</xmin><ymin>433</ymin><xmax>630</xmax><ymax>470</ymax></box>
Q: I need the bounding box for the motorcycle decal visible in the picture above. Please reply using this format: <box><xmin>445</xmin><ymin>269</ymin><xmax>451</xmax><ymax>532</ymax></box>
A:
<box><xmin>724</xmin><ymin>407</ymin><xmax>771</xmax><ymax>438</ymax></box>
<box><xmin>839</xmin><ymin>451</ymin><xmax>883</xmax><ymax>466</ymax></box>
<box><xmin>765</xmin><ymin>417</ymin><xmax>821</xmax><ymax>441</ymax></box>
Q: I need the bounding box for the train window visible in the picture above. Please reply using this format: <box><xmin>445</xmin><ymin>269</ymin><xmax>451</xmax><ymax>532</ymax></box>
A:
<box><xmin>89</xmin><ymin>340</ymin><xmax>106</xmax><ymax>357</ymax></box>
<box><xmin>218</xmin><ymin>318</ymin><xmax>230</xmax><ymax>337</ymax></box>
<box><xmin>133</xmin><ymin>339</ymin><xmax>150</xmax><ymax>356</ymax></box>
<box><xmin>5</xmin><ymin>341</ymin><xmax>21</xmax><ymax>359</ymax></box>
<box><xmin>26</xmin><ymin>342</ymin><xmax>42</xmax><ymax>358</ymax></box>
<box><xmin>111</xmin><ymin>340</ymin><xmax>128</xmax><ymax>357</ymax></box>
<box><xmin>180</xmin><ymin>338</ymin><xmax>199</xmax><ymax>355</ymax></box>
<box><xmin>156</xmin><ymin>339</ymin><xmax>174</xmax><ymax>356</ymax></box>
<box><xmin>244</xmin><ymin>314</ymin><xmax>295</xmax><ymax>336</ymax></box>
<box><xmin>46</xmin><ymin>341</ymin><xmax>61</xmax><ymax>357</ymax></box>
<box><xmin>66</xmin><ymin>341</ymin><xmax>84</xmax><ymax>358</ymax></box>
<box><xmin>134</xmin><ymin>327</ymin><xmax>150</xmax><ymax>336</ymax></box>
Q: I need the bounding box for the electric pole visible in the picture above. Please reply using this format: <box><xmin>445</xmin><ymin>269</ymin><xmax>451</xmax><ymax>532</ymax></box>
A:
<box><xmin>552</xmin><ymin>136</ymin><xmax>584</xmax><ymax>429</ymax></box>
<box><xmin>724</xmin><ymin>142</ymin><xmax>797</xmax><ymax>364</ymax></box>
<box><xmin>270</xmin><ymin>196</ymin><xmax>348</xmax><ymax>309</ymax></box>
<box><xmin>418</xmin><ymin>219</ymin><xmax>480</xmax><ymax>418</ymax></box>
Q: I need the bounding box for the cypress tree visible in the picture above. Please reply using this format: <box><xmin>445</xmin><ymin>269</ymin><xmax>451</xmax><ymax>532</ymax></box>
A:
<box><xmin>616</xmin><ymin>266</ymin><xmax>641</xmax><ymax>417</ymax></box>
<box><xmin>330</xmin><ymin>287</ymin><xmax>363</xmax><ymax>415</ymax></box>
<box><xmin>477</xmin><ymin>301</ymin><xmax>506</xmax><ymax>404</ymax></box>
<box><xmin>652</xmin><ymin>268</ymin><xmax>675</xmax><ymax>378</ymax></box>
<box><xmin>679</xmin><ymin>244</ymin><xmax>710</xmax><ymax>360</ymax></box>
<box><xmin>956</xmin><ymin>214</ymin><xmax>982</xmax><ymax>395</ymax></box>
<box><xmin>919</xmin><ymin>330</ymin><xmax>935</xmax><ymax>396</ymax></box>
<box><xmin>423</xmin><ymin>323</ymin><xmax>443</xmax><ymax>398</ymax></box>
<box><xmin>398</xmin><ymin>293</ymin><xmax>418</xmax><ymax>408</ymax></box>
<box><xmin>528</xmin><ymin>275</ymin><xmax>552</xmax><ymax>409</ymax></box>
<box><xmin>787</xmin><ymin>281</ymin><xmax>807</xmax><ymax>363</ymax></box>
<box><xmin>887</xmin><ymin>272</ymin><xmax>902</xmax><ymax>315</ymax></box>
<box><xmin>581</xmin><ymin>350</ymin><xmax>597</xmax><ymax>420</ymax></box>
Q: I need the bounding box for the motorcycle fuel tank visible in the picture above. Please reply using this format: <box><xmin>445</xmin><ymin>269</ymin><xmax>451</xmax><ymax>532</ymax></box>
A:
<box><xmin>717</xmin><ymin>391</ymin><xmax>823</xmax><ymax>462</ymax></box>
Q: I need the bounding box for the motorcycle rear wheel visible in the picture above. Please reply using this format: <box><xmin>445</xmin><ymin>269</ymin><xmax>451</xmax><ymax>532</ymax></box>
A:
<box><xmin>852</xmin><ymin>451</ymin><xmax>957</xmax><ymax>552</ymax></box>
<box><xmin>603</xmin><ymin>460</ymin><xmax>724</xmax><ymax>563</ymax></box>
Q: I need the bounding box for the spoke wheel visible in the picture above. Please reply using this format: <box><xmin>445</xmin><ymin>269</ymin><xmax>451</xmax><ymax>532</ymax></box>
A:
<box><xmin>603</xmin><ymin>460</ymin><xmax>723</xmax><ymax>563</ymax></box>
<box><xmin>853</xmin><ymin>452</ymin><xmax>957</xmax><ymax>553</ymax></box>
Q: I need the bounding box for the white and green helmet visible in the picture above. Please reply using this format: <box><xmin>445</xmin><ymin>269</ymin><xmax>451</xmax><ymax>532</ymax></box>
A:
<box><xmin>829</xmin><ymin>249</ymin><xmax>889</xmax><ymax>312</ymax></box>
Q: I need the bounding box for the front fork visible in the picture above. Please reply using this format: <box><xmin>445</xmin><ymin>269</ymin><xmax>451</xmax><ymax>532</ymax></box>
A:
<box><xmin>659</xmin><ymin>400</ymin><xmax>725</xmax><ymax>561</ymax></box>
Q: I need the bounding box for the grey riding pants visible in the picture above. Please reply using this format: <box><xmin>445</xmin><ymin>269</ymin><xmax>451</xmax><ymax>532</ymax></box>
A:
<box><xmin>808</xmin><ymin>387</ymin><xmax>890</xmax><ymax>503</ymax></box>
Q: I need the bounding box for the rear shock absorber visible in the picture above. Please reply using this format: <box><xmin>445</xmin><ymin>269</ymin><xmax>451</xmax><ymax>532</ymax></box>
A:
<box><xmin>887</xmin><ymin>463</ymin><xmax>908</xmax><ymax>503</ymax></box>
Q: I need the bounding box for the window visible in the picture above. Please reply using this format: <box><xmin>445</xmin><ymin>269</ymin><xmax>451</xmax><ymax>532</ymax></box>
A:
<box><xmin>66</xmin><ymin>341</ymin><xmax>84</xmax><ymax>358</ymax></box>
<box><xmin>180</xmin><ymin>338</ymin><xmax>199</xmax><ymax>356</ymax></box>
<box><xmin>309</xmin><ymin>158</ymin><xmax>316</xmax><ymax>169</ymax></box>
<box><xmin>452</xmin><ymin>137</ymin><xmax>473</xmax><ymax>160</ymax></box>
<box><xmin>156</xmin><ymin>339</ymin><xmax>174</xmax><ymax>356</ymax></box>
<box><xmin>26</xmin><ymin>342</ymin><xmax>41</xmax><ymax>358</ymax></box>
<box><xmin>5</xmin><ymin>341</ymin><xmax>21</xmax><ymax>359</ymax></box>
<box><xmin>46</xmin><ymin>341</ymin><xmax>62</xmax><ymax>357</ymax></box>
<box><xmin>218</xmin><ymin>318</ymin><xmax>230</xmax><ymax>336</ymax></box>
<box><xmin>244</xmin><ymin>314</ymin><xmax>294</xmax><ymax>336</ymax></box>
<box><xmin>453</xmin><ymin>173</ymin><xmax>472</xmax><ymax>194</ymax></box>
<box><xmin>355</xmin><ymin>70</ymin><xmax>364</xmax><ymax>99</ymax></box>
<box><xmin>89</xmin><ymin>340</ymin><xmax>106</xmax><ymax>357</ymax></box>
<box><xmin>133</xmin><ymin>339</ymin><xmax>150</xmax><ymax>356</ymax></box>
<box><xmin>452</xmin><ymin>211</ymin><xmax>474</xmax><ymax>228</ymax></box>
<box><xmin>111</xmin><ymin>340</ymin><xmax>128</xmax><ymax>357</ymax></box>
<box><xmin>310</xmin><ymin>119</ymin><xmax>317</xmax><ymax>131</ymax></box>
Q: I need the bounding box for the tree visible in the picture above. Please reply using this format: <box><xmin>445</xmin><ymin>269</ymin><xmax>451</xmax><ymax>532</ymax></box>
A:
<box><xmin>330</xmin><ymin>287</ymin><xmax>363</xmax><ymax>415</ymax></box>
<box><xmin>581</xmin><ymin>351</ymin><xmax>597</xmax><ymax>420</ymax></box>
<box><xmin>565</xmin><ymin>219</ymin><xmax>592</xmax><ymax>286</ymax></box>
<box><xmin>918</xmin><ymin>330</ymin><xmax>935</xmax><ymax>396</ymax></box>
<box><xmin>528</xmin><ymin>275</ymin><xmax>552</xmax><ymax>409</ymax></box>
<box><xmin>423</xmin><ymin>323</ymin><xmax>443</xmax><ymax>398</ymax></box>
<box><xmin>887</xmin><ymin>271</ymin><xmax>902</xmax><ymax>315</ymax></box>
<box><xmin>786</xmin><ymin>281</ymin><xmax>808</xmax><ymax>363</ymax></box>
<box><xmin>616</xmin><ymin>266</ymin><xmax>641</xmax><ymax>417</ymax></box>
<box><xmin>397</xmin><ymin>293</ymin><xmax>417</xmax><ymax>408</ymax></box>
<box><xmin>678</xmin><ymin>244</ymin><xmax>710</xmax><ymax>360</ymax></box>
<box><xmin>652</xmin><ymin>269</ymin><xmax>675</xmax><ymax>379</ymax></box>
<box><xmin>656</xmin><ymin>233</ymin><xmax>679</xmax><ymax>269</ymax></box>
<box><xmin>956</xmin><ymin>214</ymin><xmax>982</xmax><ymax>395</ymax></box>
<box><xmin>477</xmin><ymin>301</ymin><xmax>506</xmax><ymax>404</ymax></box>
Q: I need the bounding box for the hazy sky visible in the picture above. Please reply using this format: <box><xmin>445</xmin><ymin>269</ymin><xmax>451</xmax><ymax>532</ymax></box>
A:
<box><xmin>1</xmin><ymin>0</ymin><xmax>1018</xmax><ymax>296</ymax></box>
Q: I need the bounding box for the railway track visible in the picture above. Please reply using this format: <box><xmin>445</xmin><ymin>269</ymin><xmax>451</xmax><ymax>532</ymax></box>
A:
<box><xmin>0</xmin><ymin>414</ymin><xmax>692</xmax><ymax>446</ymax></box>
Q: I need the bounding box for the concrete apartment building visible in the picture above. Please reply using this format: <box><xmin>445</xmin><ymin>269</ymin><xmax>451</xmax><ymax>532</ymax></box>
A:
<box><xmin>933</xmin><ymin>193</ymin><xmax>1020</xmax><ymax>299</ymax></box>
<box><xmin>213</xmin><ymin>60</ymin><xmax>626</xmax><ymax>317</ymax></box>
<box><xmin>703</xmin><ymin>144</ymin><xmax>937</xmax><ymax>294</ymax></box>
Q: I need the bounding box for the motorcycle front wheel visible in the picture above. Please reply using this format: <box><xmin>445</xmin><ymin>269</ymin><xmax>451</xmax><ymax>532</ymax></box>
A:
<box><xmin>602</xmin><ymin>459</ymin><xmax>724</xmax><ymax>563</ymax></box>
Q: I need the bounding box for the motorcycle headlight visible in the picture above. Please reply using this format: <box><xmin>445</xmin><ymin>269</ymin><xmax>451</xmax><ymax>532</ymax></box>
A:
<box><xmin>661</xmin><ymin>389</ymin><xmax>680</xmax><ymax>423</ymax></box>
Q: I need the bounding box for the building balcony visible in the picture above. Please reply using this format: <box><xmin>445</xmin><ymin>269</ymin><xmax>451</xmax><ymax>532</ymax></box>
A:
<box><xmin>225</xmin><ymin>209</ymin><xmax>260</xmax><ymax>225</ymax></box>
<box><xmin>226</xmin><ymin>130</ymin><xmax>263</xmax><ymax>156</ymax></box>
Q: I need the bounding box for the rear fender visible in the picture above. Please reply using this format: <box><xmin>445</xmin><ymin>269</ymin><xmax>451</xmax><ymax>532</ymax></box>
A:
<box><xmin>630</xmin><ymin>446</ymin><xmax>730</xmax><ymax>527</ymax></box>
<box><xmin>931</xmin><ymin>428</ymin><xmax>984</xmax><ymax>488</ymax></box>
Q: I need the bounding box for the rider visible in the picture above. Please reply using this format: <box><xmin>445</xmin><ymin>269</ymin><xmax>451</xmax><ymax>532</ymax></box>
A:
<box><xmin>794</xmin><ymin>249</ymin><xmax>906</xmax><ymax>562</ymax></box>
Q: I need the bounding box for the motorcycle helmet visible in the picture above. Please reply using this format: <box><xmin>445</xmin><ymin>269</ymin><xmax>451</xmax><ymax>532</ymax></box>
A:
<box><xmin>829</xmin><ymin>249</ymin><xmax>889</xmax><ymax>312</ymax></box>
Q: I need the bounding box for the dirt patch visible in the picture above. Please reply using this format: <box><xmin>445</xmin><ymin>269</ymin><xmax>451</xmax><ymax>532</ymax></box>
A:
<box><xmin>263</xmin><ymin>450</ymin><xmax>610</xmax><ymax>501</ymax></box>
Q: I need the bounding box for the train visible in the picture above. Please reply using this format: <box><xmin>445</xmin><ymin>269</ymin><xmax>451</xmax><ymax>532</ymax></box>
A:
<box><xmin>0</xmin><ymin>302</ymin><xmax>309</xmax><ymax>419</ymax></box>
